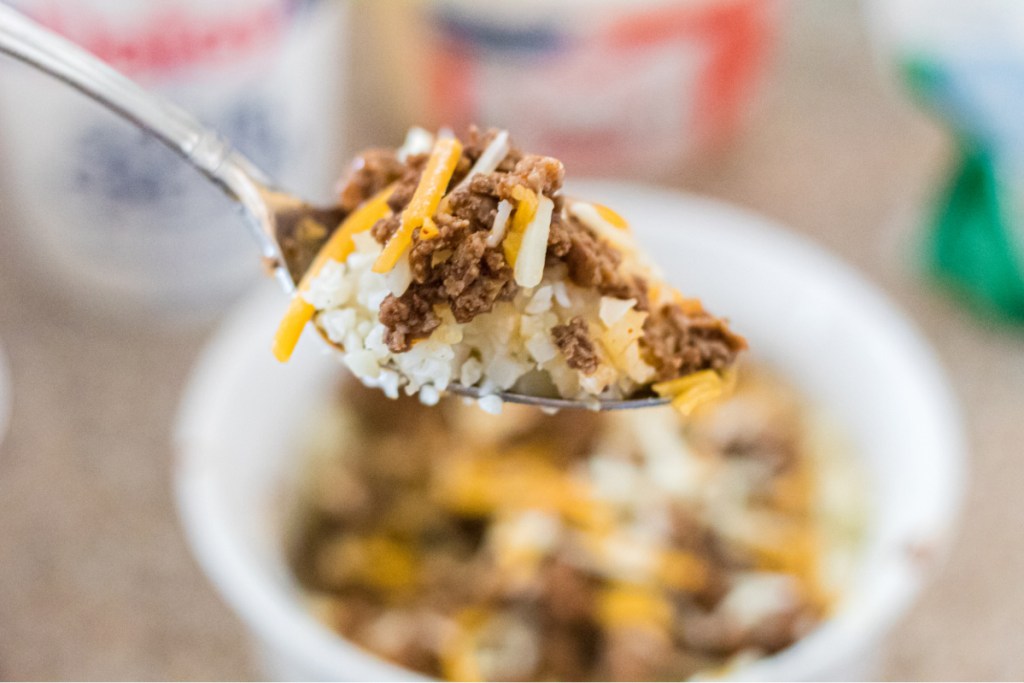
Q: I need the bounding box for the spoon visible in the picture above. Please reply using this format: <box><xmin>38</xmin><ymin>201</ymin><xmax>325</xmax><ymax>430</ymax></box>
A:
<box><xmin>0</xmin><ymin>6</ymin><xmax>669</xmax><ymax>411</ymax></box>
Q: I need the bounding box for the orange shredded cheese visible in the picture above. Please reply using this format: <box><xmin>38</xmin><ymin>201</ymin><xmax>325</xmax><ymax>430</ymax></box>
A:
<box><xmin>657</xmin><ymin>549</ymin><xmax>709</xmax><ymax>592</ymax></box>
<box><xmin>672</xmin><ymin>291</ymin><xmax>707</xmax><ymax>315</ymax></box>
<box><xmin>433</xmin><ymin>449</ymin><xmax>569</xmax><ymax>517</ymax></box>
<box><xmin>647</xmin><ymin>282</ymin><xmax>663</xmax><ymax>306</ymax></box>
<box><xmin>594</xmin><ymin>203</ymin><xmax>630</xmax><ymax>230</ymax></box>
<box><xmin>502</xmin><ymin>185</ymin><xmax>539</xmax><ymax>267</ymax></box>
<box><xmin>356</xmin><ymin>535</ymin><xmax>418</xmax><ymax>591</ymax></box>
<box><xmin>653</xmin><ymin>368</ymin><xmax>736</xmax><ymax>416</ymax></box>
<box><xmin>596</xmin><ymin>585</ymin><xmax>673</xmax><ymax>633</ymax></box>
<box><xmin>419</xmin><ymin>216</ymin><xmax>440</xmax><ymax>240</ymax></box>
<box><xmin>373</xmin><ymin>137</ymin><xmax>463</xmax><ymax>273</ymax></box>
<box><xmin>440</xmin><ymin>608</ymin><xmax>490</xmax><ymax>681</ymax></box>
<box><xmin>748</xmin><ymin>518</ymin><xmax>828</xmax><ymax>609</ymax></box>
<box><xmin>271</xmin><ymin>185</ymin><xmax>395</xmax><ymax>363</ymax></box>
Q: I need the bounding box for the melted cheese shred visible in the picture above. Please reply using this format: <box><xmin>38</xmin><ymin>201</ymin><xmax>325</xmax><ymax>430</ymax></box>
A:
<box><xmin>513</xmin><ymin>195</ymin><xmax>554</xmax><ymax>288</ymax></box>
<box><xmin>653</xmin><ymin>368</ymin><xmax>737</xmax><ymax>416</ymax></box>
<box><xmin>272</xmin><ymin>185</ymin><xmax>395</xmax><ymax>363</ymax></box>
<box><xmin>502</xmin><ymin>185</ymin><xmax>539</xmax><ymax>267</ymax></box>
<box><xmin>594</xmin><ymin>203</ymin><xmax>630</xmax><ymax>230</ymax></box>
<box><xmin>373</xmin><ymin>137</ymin><xmax>463</xmax><ymax>274</ymax></box>
<box><xmin>452</xmin><ymin>129</ymin><xmax>510</xmax><ymax>193</ymax></box>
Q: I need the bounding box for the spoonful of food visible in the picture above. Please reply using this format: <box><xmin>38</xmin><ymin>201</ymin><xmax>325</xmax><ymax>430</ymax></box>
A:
<box><xmin>0</xmin><ymin>5</ymin><xmax>745</xmax><ymax>413</ymax></box>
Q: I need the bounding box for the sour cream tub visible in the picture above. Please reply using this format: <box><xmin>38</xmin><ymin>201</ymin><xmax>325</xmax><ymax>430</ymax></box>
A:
<box><xmin>365</xmin><ymin>0</ymin><xmax>779</xmax><ymax>178</ymax></box>
<box><xmin>175</xmin><ymin>183</ymin><xmax>965</xmax><ymax>680</ymax></box>
<box><xmin>0</xmin><ymin>0</ymin><xmax>349</xmax><ymax>323</ymax></box>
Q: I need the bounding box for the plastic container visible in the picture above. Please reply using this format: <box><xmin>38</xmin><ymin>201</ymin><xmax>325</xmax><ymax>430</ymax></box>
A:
<box><xmin>365</xmin><ymin>0</ymin><xmax>778</xmax><ymax>178</ymax></box>
<box><xmin>175</xmin><ymin>182</ymin><xmax>965</xmax><ymax>681</ymax></box>
<box><xmin>0</xmin><ymin>0</ymin><xmax>349</xmax><ymax>322</ymax></box>
<box><xmin>866</xmin><ymin>0</ymin><xmax>1024</xmax><ymax>320</ymax></box>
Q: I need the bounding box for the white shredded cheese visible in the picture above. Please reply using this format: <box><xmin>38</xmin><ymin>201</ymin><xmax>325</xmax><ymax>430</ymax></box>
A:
<box><xmin>396</xmin><ymin>126</ymin><xmax>434</xmax><ymax>162</ymax></box>
<box><xmin>552</xmin><ymin>281</ymin><xmax>572</xmax><ymax>308</ymax></box>
<box><xmin>454</xmin><ymin>129</ymin><xmax>510</xmax><ymax>192</ymax></box>
<box><xmin>513</xmin><ymin>195</ymin><xmax>554</xmax><ymax>288</ymax></box>
<box><xmin>385</xmin><ymin>251</ymin><xmax>412</xmax><ymax>296</ymax></box>
<box><xmin>487</xmin><ymin>199</ymin><xmax>513</xmax><ymax>248</ymax></box>
<box><xmin>599</xmin><ymin>297</ymin><xmax>637</xmax><ymax>326</ymax></box>
<box><xmin>494</xmin><ymin>511</ymin><xmax>561</xmax><ymax>555</ymax></box>
<box><xmin>720</xmin><ymin>573</ymin><xmax>800</xmax><ymax>628</ymax></box>
<box><xmin>597</xmin><ymin>531</ymin><xmax>659</xmax><ymax>583</ymax></box>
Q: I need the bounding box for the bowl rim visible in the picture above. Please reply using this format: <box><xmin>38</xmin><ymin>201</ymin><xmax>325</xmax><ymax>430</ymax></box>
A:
<box><xmin>175</xmin><ymin>183</ymin><xmax>967</xmax><ymax>681</ymax></box>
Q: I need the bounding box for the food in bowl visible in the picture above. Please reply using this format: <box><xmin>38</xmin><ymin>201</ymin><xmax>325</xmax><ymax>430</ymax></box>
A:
<box><xmin>289</xmin><ymin>365</ymin><xmax>865</xmax><ymax>681</ymax></box>
<box><xmin>273</xmin><ymin>127</ymin><xmax>745</xmax><ymax>412</ymax></box>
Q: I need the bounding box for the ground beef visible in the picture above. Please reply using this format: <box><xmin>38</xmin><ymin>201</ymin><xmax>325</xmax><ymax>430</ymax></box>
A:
<box><xmin>643</xmin><ymin>304</ymin><xmax>747</xmax><ymax>381</ymax></box>
<box><xmin>369</xmin><ymin>160</ymin><xmax>426</xmax><ymax>244</ymax></box>
<box><xmin>564</xmin><ymin>217</ymin><xmax>621</xmax><ymax>288</ymax></box>
<box><xmin>407</xmin><ymin>213</ymin><xmax>469</xmax><ymax>283</ymax></box>
<box><xmin>378</xmin><ymin>222</ymin><xmax>517</xmax><ymax>353</ymax></box>
<box><xmin>373</xmin><ymin>153</ymin><xmax>519</xmax><ymax>352</ymax></box>
<box><xmin>497</xmin><ymin>154</ymin><xmax>565</xmax><ymax>197</ymax></box>
<box><xmin>378</xmin><ymin>290</ymin><xmax>442</xmax><ymax>353</ymax></box>
<box><xmin>546</xmin><ymin>210</ymin><xmax>573</xmax><ymax>259</ymax></box>
<box><xmin>447</xmin><ymin>175</ymin><xmax>500</xmax><ymax>227</ymax></box>
<box><xmin>460</xmin><ymin>125</ymin><xmax>523</xmax><ymax>175</ymax></box>
<box><xmin>367</xmin><ymin>215</ymin><xmax>394</xmax><ymax>244</ymax></box>
<box><xmin>551</xmin><ymin>317</ymin><xmax>600</xmax><ymax>375</ymax></box>
<box><xmin>723</xmin><ymin>429</ymin><xmax>798</xmax><ymax>474</ymax></box>
<box><xmin>336</xmin><ymin>149</ymin><xmax>406</xmax><ymax>212</ymax></box>
<box><xmin>550</xmin><ymin>214</ymin><xmax>650</xmax><ymax>305</ymax></box>
<box><xmin>542</xmin><ymin>561</ymin><xmax>597</xmax><ymax>624</ymax></box>
<box><xmin>387</xmin><ymin>157</ymin><xmax>426</xmax><ymax>211</ymax></box>
<box><xmin>365</xmin><ymin>134</ymin><xmax>576</xmax><ymax>353</ymax></box>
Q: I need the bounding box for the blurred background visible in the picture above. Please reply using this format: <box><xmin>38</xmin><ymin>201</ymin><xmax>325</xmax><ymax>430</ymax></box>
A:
<box><xmin>0</xmin><ymin>0</ymin><xmax>1022</xmax><ymax>679</ymax></box>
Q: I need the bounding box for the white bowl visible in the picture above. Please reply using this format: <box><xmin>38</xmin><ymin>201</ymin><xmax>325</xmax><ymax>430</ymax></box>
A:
<box><xmin>175</xmin><ymin>183</ymin><xmax>966</xmax><ymax>681</ymax></box>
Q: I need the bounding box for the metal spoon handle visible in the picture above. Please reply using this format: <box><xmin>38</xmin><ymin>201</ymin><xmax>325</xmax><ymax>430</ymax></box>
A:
<box><xmin>0</xmin><ymin>4</ymin><xmax>280</xmax><ymax>261</ymax></box>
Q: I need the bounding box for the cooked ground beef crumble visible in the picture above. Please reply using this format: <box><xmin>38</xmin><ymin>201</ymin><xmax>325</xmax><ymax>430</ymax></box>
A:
<box><xmin>552</xmin><ymin>316</ymin><xmax>600</xmax><ymax>374</ymax></box>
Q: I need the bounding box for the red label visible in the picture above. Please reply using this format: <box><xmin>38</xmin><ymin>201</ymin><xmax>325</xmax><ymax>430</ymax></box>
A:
<box><xmin>26</xmin><ymin>1</ymin><xmax>291</xmax><ymax>75</ymax></box>
<box><xmin>423</xmin><ymin>0</ymin><xmax>777</xmax><ymax>173</ymax></box>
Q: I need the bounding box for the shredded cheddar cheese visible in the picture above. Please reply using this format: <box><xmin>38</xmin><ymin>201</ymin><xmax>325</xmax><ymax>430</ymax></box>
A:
<box><xmin>419</xmin><ymin>216</ymin><xmax>440</xmax><ymax>240</ymax></box>
<box><xmin>502</xmin><ymin>185</ymin><xmax>539</xmax><ymax>267</ymax></box>
<box><xmin>271</xmin><ymin>185</ymin><xmax>395</xmax><ymax>363</ymax></box>
<box><xmin>374</xmin><ymin>137</ymin><xmax>463</xmax><ymax>273</ymax></box>
<box><xmin>594</xmin><ymin>203</ymin><xmax>630</xmax><ymax>230</ymax></box>
<box><xmin>357</xmin><ymin>535</ymin><xmax>418</xmax><ymax>591</ymax></box>
<box><xmin>672</xmin><ymin>292</ymin><xmax>708</xmax><ymax>315</ymax></box>
<box><xmin>653</xmin><ymin>368</ymin><xmax>737</xmax><ymax>416</ymax></box>
<box><xmin>657</xmin><ymin>549</ymin><xmax>709</xmax><ymax>592</ymax></box>
<box><xmin>440</xmin><ymin>608</ymin><xmax>490</xmax><ymax>682</ymax></box>
<box><xmin>749</xmin><ymin>519</ymin><xmax>827</xmax><ymax>608</ymax></box>
<box><xmin>596</xmin><ymin>585</ymin><xmax>673</xmax><ymax>633</ymax></box>
<box><xmin>513</xmin><ymin>194</ymin><xmax>553</xmax><ymax>288</ymax></box>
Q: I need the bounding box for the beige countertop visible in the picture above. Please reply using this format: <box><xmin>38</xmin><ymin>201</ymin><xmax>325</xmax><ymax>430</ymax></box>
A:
<box><xmin>1</xmin><ymin>2</ymin><xmax>1021</xmax><ymax>680</ymax></box>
